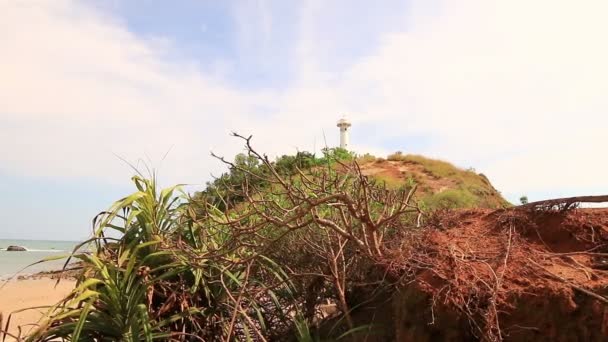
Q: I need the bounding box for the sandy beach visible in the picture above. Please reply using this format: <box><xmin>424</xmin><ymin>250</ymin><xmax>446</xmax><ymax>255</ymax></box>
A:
<box><xmin>0</xmin><ymin>278</ymin><xmax>75</xmax><ymax>339</ymax></box>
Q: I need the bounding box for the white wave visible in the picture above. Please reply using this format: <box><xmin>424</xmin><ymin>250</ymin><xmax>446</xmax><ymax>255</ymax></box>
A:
<box><xmin>0</xmin><ymin>249</ymin><xmax>67</xmax><ymax>252</ymax></box>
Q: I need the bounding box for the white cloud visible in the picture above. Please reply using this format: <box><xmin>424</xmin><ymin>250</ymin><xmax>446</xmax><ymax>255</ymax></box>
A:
<box><xmin>332</xmin><ymin>0</ymin><xmax>608</xmax><ymax>199</ymax></box>
<box><xmin>0</xmin><ymin>0</ymin><xmax>606</xmax><ymax>201</ymax></box>
<box><xmin>0</xmin><ymin>0</ymin><xmax>265</xmax><ymax>185</ymax></box>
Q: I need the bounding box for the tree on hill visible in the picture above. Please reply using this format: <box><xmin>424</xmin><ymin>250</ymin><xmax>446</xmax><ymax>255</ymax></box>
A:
<box><xmin>195</xmin><ymin>146</ymin><xmax>355</xmax><ymax>211</ymax></box>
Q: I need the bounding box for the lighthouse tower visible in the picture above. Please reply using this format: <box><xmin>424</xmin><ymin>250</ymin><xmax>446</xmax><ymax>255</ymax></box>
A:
<box><xmin>337</xmin><ymin>117</ymin><xmax>351</xmax><ymax>149</ymax></box>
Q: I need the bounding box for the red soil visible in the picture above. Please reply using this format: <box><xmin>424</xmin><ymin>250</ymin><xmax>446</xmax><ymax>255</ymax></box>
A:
<box><xmin>360</xmin><ymin>160</ymin><xmax>456</xmax><ymax>194</ymax></box>
<box><xmin>385</xmin><ymin>207</ymin><xmax>608</xmax><ymax>341</ymax></box>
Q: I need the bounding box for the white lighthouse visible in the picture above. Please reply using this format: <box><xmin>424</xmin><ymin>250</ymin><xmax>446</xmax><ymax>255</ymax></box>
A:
<box><xmin>337</xmin><ymin>117</ymin><xmax>351</xmax><ymax>149</ymax></box>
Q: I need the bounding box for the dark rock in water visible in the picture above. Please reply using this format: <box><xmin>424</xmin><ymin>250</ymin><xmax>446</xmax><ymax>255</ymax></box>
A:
<box><xmin>6</xmin><ymin>245</ymin><xmax>27</xmax><ymax>251</ymax></box>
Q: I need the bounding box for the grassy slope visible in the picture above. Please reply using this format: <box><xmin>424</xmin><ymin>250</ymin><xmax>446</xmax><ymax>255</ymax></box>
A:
<box><xmin>358</xmin><ymin>153</ymin><xmax>510</xmax><ymax>209</ymax></box>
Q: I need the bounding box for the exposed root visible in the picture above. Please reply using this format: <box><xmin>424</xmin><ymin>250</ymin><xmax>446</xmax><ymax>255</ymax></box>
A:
<box><xmin>385</xmin><ymin>206</ymin><xmax>608</xmax><ymax>341</ymax></box>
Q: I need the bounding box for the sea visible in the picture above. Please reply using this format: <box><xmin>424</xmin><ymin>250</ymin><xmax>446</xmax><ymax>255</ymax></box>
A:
<box><xmin>0</xmin><ymin>239</ymin><xmax>79</xmax><ymax>279</ymax></box>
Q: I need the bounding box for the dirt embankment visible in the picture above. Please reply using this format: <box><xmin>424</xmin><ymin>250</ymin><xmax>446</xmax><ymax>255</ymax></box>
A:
<box><xmin>376</xmin><ymin>207</ymin><xmax>608</xmax><ymax>341</ymax></box>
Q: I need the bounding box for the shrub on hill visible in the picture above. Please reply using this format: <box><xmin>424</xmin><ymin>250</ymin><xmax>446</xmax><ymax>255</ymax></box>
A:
<box><xmin>21</xmin><ymin>137</ymin><xmax>417</xmax><ymax>341</ymax></box>
<box><xmin>198</xmin><ymin>147</ymin><xmax>355</xmax><ymax>211</ymax></box>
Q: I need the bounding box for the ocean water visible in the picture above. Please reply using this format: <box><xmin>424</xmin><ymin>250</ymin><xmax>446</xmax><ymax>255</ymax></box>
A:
<box><xmin>0</xmin><ymin>239</ymin><xmax>79</xmax><ymax>279</ymax></box>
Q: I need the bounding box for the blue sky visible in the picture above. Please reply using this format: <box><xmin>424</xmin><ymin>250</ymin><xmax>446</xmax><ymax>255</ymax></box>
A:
<box><xmin>1</xmin><ymin>0</ymin><xmax>607</xmax><ymax>240</ymax></box>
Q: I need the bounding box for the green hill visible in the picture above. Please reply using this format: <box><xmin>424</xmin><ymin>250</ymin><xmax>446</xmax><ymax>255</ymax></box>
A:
<box><xmin>200</xmin><ymin>148</ymin><xmax>510</xmax><ymax>211</ymax></box>
<box><xmin>358</xmin><ymin>152</ymin><xmax>509</xmax><ymax>209</ymax></box>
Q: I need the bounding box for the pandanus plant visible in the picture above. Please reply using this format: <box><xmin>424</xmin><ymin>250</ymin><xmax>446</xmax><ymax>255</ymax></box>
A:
<box><xmin>22</xmin><ymin>176</ymin><xmax>293</xmax><ymax>341</ymax></box>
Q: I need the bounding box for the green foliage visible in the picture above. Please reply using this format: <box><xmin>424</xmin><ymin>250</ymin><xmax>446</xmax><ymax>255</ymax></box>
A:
<box><xmin>355</xmin><ymin>153</ymin><xmax>377</xmax><ymax>165</ymax></box>
<box><xmin>399</xmin><ymin>154</ymin><xmax>459</xmax><ymax>178</ymax></box>
<box><xmin>319</xmin><ymin>147</ymin><xmax>355</xmax><ymax>164</ymax></box>
<box><xmin>372</xmin><ymin>173</ymin><xmax>406</xmax><ymax>190</ymax></box>
<box><xmin>382</xmin><ymin>153</ymin><xmax>510</xmax><ymax>209</ymax></box>
<box><xmin>387</xmin><ymin>151</ymin><xmax>407</xmax><ymax>161</ymax></box>
<box><xmin>520</xmin><ymin>196</ymin><xmax>529</xmax><ymax>205</ymax></box>
<box><xmin>275</xmin><ymin>151</ymin><xmax>319</xmax><ymax>175</ymax></box>
<box><xmin>28</xmin><ymin>176</ymin><xmax>293</xmax><ymax>341</ymax></box>
<box><xmin>293</xmin><ymin>315</ymin><xmax>371</xmax><ymax>342</ymax></box>
<box><xmin>198</xmin><ymin>153</ymin><xmax>270</xmax><ymax>211</ymax></box>
<box><xmin>421</xmin><ymin>189</ymin><xmax>478</xmax><ymax>209</ymax></box>
<box><xmin>196</xmin><ymin>148</ymin><xmax>357</xmax><ymax>211</ymax></box>
<box><xmin>406</xmin><ymin>176</ymin><xmax>417</xmax><ymax>188</ymax></box>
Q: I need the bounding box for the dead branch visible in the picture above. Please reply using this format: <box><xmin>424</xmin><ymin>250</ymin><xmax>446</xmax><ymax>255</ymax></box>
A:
<box><xmin>520</xmin><ymin>195</ymin><xmax>608</xmax><ymax>210</ymax></box>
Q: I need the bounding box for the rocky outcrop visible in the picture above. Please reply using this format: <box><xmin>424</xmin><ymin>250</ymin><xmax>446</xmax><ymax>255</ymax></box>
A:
<box><xmin>6</xmin><ymin>245</ymin><xmax>27</xmax><ymax>251</ymax></box>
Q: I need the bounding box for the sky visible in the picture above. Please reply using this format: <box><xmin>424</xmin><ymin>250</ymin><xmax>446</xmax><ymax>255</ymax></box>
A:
<box><xmin>1</xmin><ymin>0</ymin><xmax>607</xmax><ymax>240</ymax></box>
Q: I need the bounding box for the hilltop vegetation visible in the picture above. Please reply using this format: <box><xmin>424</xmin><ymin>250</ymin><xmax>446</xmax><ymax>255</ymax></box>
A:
<box><xmin>200</xmin><ymin>146</ymin><xmax>509</xmax><ymax>212</ymax></box>
<box><xmin>361</xmin><ymin>152</ymin><xmax>509</xmax><ymax>209</ymax></box>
